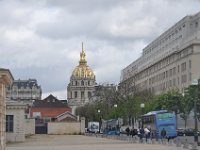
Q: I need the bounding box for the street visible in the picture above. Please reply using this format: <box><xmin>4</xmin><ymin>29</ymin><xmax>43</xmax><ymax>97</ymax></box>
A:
<box><xmin>6</xmin><ymin>134</ymin><xmax>184</xmax><ymax>150</ymax></box>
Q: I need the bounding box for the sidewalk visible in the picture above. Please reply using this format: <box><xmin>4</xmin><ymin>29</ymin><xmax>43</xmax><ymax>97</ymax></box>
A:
<box><xmin>6</xmin><ymin>134</ymin><xmax>184</xmax><ymax>150</ymax></box>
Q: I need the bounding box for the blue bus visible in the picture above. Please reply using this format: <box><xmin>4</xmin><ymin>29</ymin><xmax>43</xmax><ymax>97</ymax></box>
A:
<box><xmin>101</xmin><ymin>119</ymin><xmax>120</xmax><ymax>135</ymax></box>
<box><xmin>141</xmin><ymin>110</ymin><xmax>177</xmax><ymax>139</ymax></box>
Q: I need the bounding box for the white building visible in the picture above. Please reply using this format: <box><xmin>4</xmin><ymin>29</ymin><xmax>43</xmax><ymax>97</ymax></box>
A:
<box><xmin>120</xmin><ymin>12</ymin><xmax>200</xmax><ymax>95</ymax></box>
<box><xmin>6</xmin><ymin>79</ymin><xmax>42</xmax><ymax>104</ymax></box>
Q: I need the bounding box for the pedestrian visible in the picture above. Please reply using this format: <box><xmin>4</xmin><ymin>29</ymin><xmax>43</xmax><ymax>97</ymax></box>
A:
<box><xmin>144</xmin><ymin>127</ymin><xmax>150</xmax><ymax>143</ymax></box>
<box><xmin>139</xmin><ymin>127</ymin><xmax>144</xmax><ymax>143</ymax></box>
<box><xmin>161</xmin><ymin>128</ymin><xmax>166</xmax><ymax>142</ymax></box>
<box><xmin>125</xmin><ymin>127</ymin><xmax>130</xmax><ymax>136</ymax></box>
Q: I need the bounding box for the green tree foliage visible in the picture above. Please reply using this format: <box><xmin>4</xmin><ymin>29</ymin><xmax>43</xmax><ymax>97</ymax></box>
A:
<box><xmin>76</xmin><ymin>80</ymin><xmax>200</xmax><ymax>127</ymax></box>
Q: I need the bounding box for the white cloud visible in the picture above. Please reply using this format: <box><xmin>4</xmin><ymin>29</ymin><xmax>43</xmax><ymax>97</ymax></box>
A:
<box><xmin>0</xmin><ymin>0</ymin><xmax>200</xmax><ymax>99</ymax></box>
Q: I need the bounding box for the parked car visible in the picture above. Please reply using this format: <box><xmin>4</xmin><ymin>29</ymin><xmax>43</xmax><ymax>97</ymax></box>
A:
<box><xmin>177</xmin><ymin>128</ymin><xmax>185</xmax><ymax>136</ymax></box>
<box><xmin>184</xmin><ymin>128</ymin><xmax>195</xmax><ymax>136</ymax></box>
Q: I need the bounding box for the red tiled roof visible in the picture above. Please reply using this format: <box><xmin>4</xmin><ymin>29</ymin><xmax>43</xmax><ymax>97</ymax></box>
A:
<box><xmin>30</xmin><ymin>107</ymin><xmax>71</xmax><ymax>118</ymax></box>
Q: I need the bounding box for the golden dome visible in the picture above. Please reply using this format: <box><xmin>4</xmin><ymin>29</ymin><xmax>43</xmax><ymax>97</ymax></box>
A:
<box><xmin>71</xmin><ymin>43</ymin><xmax>95</xmax><ymax>79</ymax></box>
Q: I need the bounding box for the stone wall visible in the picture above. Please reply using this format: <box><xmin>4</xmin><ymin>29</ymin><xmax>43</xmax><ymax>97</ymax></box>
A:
<box><xmin>25</xmin><ymin>118</ymin><xmax>35</xmax><ymax>136</ymax></box>
<box><xmin>48</xmin><ymin>122</ymin><xmax>80</xmax><ymax>134</ymax></box>
<box><xmin>48</xmin><ymin>117</ymin><xmax>85</xmax><ymax>135</ymax></box>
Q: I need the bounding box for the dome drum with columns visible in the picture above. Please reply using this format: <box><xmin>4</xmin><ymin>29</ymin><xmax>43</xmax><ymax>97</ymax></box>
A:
<box><xmin>67</xmin><ymin>43</ymin><xmax>96</xmax><ymax>114</ymax></box>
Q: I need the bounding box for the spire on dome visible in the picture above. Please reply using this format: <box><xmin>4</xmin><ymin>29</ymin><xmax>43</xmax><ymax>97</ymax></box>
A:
<box><xmin>79</xmin><ymin>42</ymin><xmax>87</xmax><ymax>65</ymax></box>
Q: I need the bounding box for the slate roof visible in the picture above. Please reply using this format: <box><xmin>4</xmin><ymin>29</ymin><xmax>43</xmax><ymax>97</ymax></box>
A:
<box><xmin>33</xmin><ymin>94</ymin><xmax>69</xmax><ymax>108</ymax></box>
<box><xmin>10</xmin><ymin>79</ymin><xmax>41</xmax><ymax>89</ymax></box>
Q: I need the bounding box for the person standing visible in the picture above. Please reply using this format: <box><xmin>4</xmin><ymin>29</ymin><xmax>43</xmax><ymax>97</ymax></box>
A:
<box><xmin>144</xmin><ymin>127</ymin><xmax>150</xmax><ymax>143</ymax></box>
<box><xmin>125</xmin><ymin>127</ymin><xmax>130</xmax><ymax>136</ymax></box>
<box><xmin>161</xmin><ymin>128</ymin><xmax>166</xmax><ymax>142</ymax></box>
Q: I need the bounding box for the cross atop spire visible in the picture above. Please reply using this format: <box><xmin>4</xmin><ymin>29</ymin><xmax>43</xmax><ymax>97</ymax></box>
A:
<box><xmin>82</xmin><ymin>42</ymin><xmax>84</xmax><ymax>53</ymax></box>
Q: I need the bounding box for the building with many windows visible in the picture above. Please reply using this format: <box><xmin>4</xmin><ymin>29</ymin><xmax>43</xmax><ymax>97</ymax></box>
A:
<box><xmin>67</xmin><ymin>43</ymin><xmax>96</xmax><ymax>114</ymax></box>
<box><xmin>119</xmin><ymin>12</ymin><xmax>200</xmax><ymax>95</ymax></box>
<box><xmin>6</xmin><ymin>79</ymin><xmax>42</xmax><ymax>104</ymax></box>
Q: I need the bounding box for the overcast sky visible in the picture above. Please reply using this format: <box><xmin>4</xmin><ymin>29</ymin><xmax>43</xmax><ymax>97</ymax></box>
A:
<box><xmin>1</xmin><ymin>0</ymin><xmax>200</xmax><ymax>99</ymax></box>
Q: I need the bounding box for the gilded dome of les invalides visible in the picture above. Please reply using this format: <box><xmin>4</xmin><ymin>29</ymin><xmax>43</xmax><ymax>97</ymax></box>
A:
<box><xmin>71</xmin><ymin>43</ymin><xmax>95</xmax><ymax>79</ymax></box>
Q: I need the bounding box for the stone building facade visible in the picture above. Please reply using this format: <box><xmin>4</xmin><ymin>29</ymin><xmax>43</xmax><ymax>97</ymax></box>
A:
<box><xmin>6</xmin><ymin>101</ymin><xmax>27</xmax><ymax>142</ymax></box>
<box><xmin>6</xmin><ymin>79</ymin><xmax>42</xmax><ymax>104</ymax></box>
<box><xmin>119</xmin><ymin>12</ymin><xmax>200</xmax><ymax>95</ymax></box>
<box><xmin>0</xmin><ymin>68</ymin><xmax>14</xmax><ymax>150</ymax></box>
<box><xmin>67</xmin><ymin>43</ymin><xmax>96</xmax><ymax>114</ymax></box>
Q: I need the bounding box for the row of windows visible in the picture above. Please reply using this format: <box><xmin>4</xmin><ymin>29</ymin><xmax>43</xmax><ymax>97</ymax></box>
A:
<box><xmin>147</xmin><ymin>73</ymin><xmax>191</xmax><ymax>94</ymax></box>
<box><xmin>143</xmin><ymin>23</ymin><xmax>185</xmax><ymax>56</ymax></box>
<box><xmin>124</xmin><ymin>41</ymin><xmax>193</xmax><ymax>83</ymax></box>
<box><xmin>148</xmin><ymin>60</ymin><xmax>190</xmax><ymax>85</ymax></box>
<box><xmin>134</xmin><ymin>47</ymin><xmax>192</xmax><ymax>82</ymax></box>
<box><xmin>71</xmin><ymin>80</ymin><xmax>94</xmax><ymax>86</ymax></box>
<box><xmin>72</xmin><ymin>91</ymin><xmax>92</xmax><ymax>99</ymax></box>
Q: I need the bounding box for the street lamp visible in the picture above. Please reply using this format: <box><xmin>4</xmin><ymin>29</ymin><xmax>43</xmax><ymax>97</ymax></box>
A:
<box><xmin>114</xmin><ymin>104</ymin><xmax>117</xmax><ymax>119</ymax></box>
<box><xmin>114</xmin><ymin>104</ymin><xmax>119</xmax><ymax>132</ymax></box>
<box><xmin>97</xmin><ymin>109</ymin><xmax>101</xmax><ymax>133</ymax></box>
<box><xmin>192</xmin><ymin>79</ymin><xmax>198</xmax><ymax>143</ymax></box>
<box><xmin>140</xmin><ymin>103</ymin><xmax>145</xmax><ymax>115</ymax></box>
<box><xmin>140</xmin><ymin>103</ymin><xmax>145</xmax><ymax>128</ymax></box>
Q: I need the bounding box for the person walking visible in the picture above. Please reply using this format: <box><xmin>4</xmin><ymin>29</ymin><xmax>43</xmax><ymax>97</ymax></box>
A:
<box><xmin>125</xmin><ymin>127</ymin><xmax>130</xmax><ymax>136</ymax></box>
<box><xmin>161</xmin><ymin>128</ymin><xmax>166</xmax><ymax>143</ymax></box>
<box><xmin>144</xmin><ymin>127</ymin><xmax>150</xmax><ymax>143</ymax></box>
<box><xmin>139</xmin><ymin>127</ymin><xmax>144</xmax><ymax>143</ymax></box>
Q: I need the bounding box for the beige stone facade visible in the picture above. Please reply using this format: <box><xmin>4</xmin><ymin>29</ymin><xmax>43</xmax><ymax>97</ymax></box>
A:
<box><xmin>6</xmin><ymin>101</ymin><xmax>27</xmax><ymax>142</ymax></box>
<box><xmin>25</xmin><ymin>118</ymin><xmax>35</xmax><ymax>136</ymax></box>
<box><xmin>119</xmin><ymin>12</ymin><xmax>200</xmax><ymax>95</ymax></box>
<box><xmin>48</xmin><ymin>117</ymin><xmax>85</xmax><ymax>135</ymax></box>
<box><xmin>0</xmin><ymin>69</ymin><xmax>13</xmax><ymax>150</ymax></box>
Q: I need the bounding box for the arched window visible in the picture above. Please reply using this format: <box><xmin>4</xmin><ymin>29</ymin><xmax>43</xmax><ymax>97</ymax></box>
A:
<box><xmin>75</xmin><ymin>81</ymin><xmax>78</xmax><ymax>86</ymax></box>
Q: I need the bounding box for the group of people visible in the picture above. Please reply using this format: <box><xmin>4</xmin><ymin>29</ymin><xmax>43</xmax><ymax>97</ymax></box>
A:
<box><xmin>125</xmin><ymin>126</ymin><xmax>168</xmax><ymax>143</ymax></box>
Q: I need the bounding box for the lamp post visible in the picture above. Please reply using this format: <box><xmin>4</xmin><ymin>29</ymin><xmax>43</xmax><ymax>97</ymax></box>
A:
<box><xmin>192</xmin><ymin>79</ymin><xmax>198</xmax><ymax>143</ymax></box>
<box><xmin>114</xmin><ymin>104</ymin><xmax>119</xmax><ymax>132</ymax></box>
<box><xmin>114</xmin><ymin>104</ymin><xmax>117</xmax><ymax>120</ymax></box>
<box><xmin>140</xmin><ymin>103</ymin><xmax>145</xmax><ymax>115</ymax></box>
<box><xmin>97</xmin><ymin>109</ymin><xmax>101</xmax><ymax>133</ymax></box>
<box><xmin>140</xmin><ymin>103</ymin><xmax>145</xmax><ymax>128</ymax></box>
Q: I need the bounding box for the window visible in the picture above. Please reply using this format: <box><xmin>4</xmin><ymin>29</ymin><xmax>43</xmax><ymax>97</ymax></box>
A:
<box><xmin>181</xmin><ymin>74</ymin><xmax>187</xmax><ymax>83</ymax></box>
<box><xmin>74</xmin><ymin>91</ymin><xmax>77</xmax><ymax>98</ymax></box>
<box><xmin>88</xmin><ymin>81</ymin><xmax>90</xmax><ymax>86</ymax></box>
<box><xmin>170</xmin><ymin>69</ymin><xmax>172</xmax><ymax>77</ymax></box>
<box><xmin>75</xmin><ymin>81</ymin><xmax>78</xmax><ymax>86</ymax></box>
<box><xmin>88</xmin><ymin>91</ymin><xmax>91</xmax><ymax>98</ymax></box>
<box><xmin>81</xmin><ymin>80</ymin><xmax>84</xmax><ymax>86</ymax></box>
<box><xmin>173</xmin><ymin>67</ymin><xmax>176</xmax><ymax>75</ymax></box>
<box><xmin>81</xmin><ymin>91</ymin><xmax>84</xmax><ymax>98</ymax></box>
<box><xmin>181</xmin><ymin>62</ymin><xmax>186</xmax><ymax>72</ymax></box>
<box><xmin>189</xmin><ymin>60</ymin><xmax>192</xmax><ymax>69</ymax></box>
<box><xmin>189</xmin><ymin>72</ymin><xmax>192</xmax><ymax>81</ymax></box>
<box><xmin>6</xmin><ymin>115</ymin><xmax>14</xmax><ymax>132</ymax></box>
<box><xmin>178</xmin><ymin>65</ymin><xmax>179</xmax><ymax>73</ymax></box>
